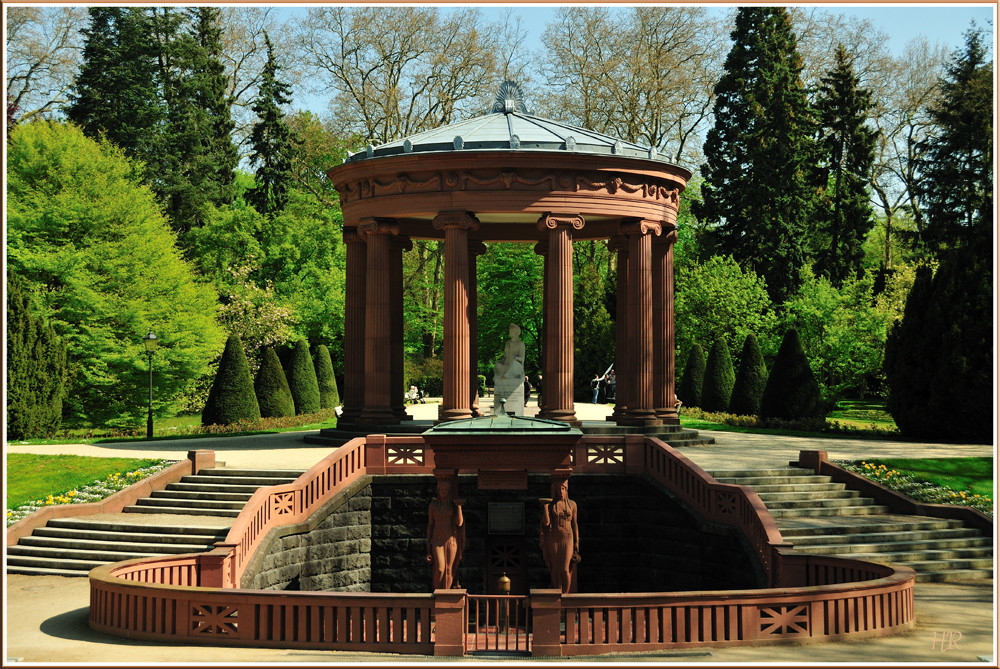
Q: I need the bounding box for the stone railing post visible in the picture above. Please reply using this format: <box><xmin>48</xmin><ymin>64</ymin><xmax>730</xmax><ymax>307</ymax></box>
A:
<box><xmin>529</xmin><ymin>589</ymin><xmax>563</xmax><ymax>657</ymax></box>
<box><xmin>199</xmin><ymin>544</ymin><xmax>237</xmax><ymax>588</ymax></box>
<box><xmin>187</xmin><ymin>450</ymin><xmax>215</xmax><ymax>474</ymax></box>
<box><xmin>432</xmin><ymin>588</ymin><xmax>467</xmax><ymax>656</ymax></box>
<box><xmin>365</xmin><ymin>435</ymin><xmax>387</xmax><ymax>475</ymax></box>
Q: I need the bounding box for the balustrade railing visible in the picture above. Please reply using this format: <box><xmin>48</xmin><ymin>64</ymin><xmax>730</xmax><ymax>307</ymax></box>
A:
<box><xmin>466</xmin><ymin>594</ymin><xmax>531</xmax><ymax>653</ymax></box>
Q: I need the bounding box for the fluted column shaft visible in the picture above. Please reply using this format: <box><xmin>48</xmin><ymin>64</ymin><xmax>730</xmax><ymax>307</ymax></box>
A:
<box><xmin>653</xmin><ymin>230</ymin><xmax>679</xmax><ymax>422</ymax></box>
<box><xmin>537</xmin><ymin>214</ymin><xmax>582</xmax><ymax>424</ymax></box>
<box><xmin>621</xmin><ymin>219</ymin><xmax>661</xmax><ymax>426</ymax></box>
<box><xmin>608</xmin><ymin>235</ymin><xmax>629</xmax><ymax>422</ymax></box>
<box><xmin>435</xmin><ymin>212</ymin><xmax>479</xmax><ymax>422</ymax></box>
<box><xmin>391</xmin><ymin>235</ymin><xmax>414</xmax><ymax>421</ymax></box>
<box><xmin>359</xmin><ymin>218</ymin><xmax>399</xmax><ymax>424</ymax></box>
<box><xmin>469</xmin><ymin>241</ymin><xmax>487</xmax><ymax>416</ymax></box>
<box><xmin>341</xmin><ymin>229</ymin><xmax>367</xmax><ymax>427</ymax></box>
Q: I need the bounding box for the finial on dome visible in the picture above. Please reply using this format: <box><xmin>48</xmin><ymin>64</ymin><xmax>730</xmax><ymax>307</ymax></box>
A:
<box><xmin>492</xmin><ymin>80</ymin><xmax>529</xmax><ymax>114</ymax></box>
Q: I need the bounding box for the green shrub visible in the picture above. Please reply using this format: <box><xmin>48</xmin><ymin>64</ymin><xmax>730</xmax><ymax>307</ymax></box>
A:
<box><xmin>254</xmin><ymin>347</ymin><xmax>295</xmax><ymax>418</ymax></box>
<box><xmin>314</xmin><ymin>344</ymin><xmax>340</xmax><ymax>409</ymax></box>
<box><xmin>760</xmin><ymin>329</ymin><xmax>824</xmax><ymax>420</ymax></box>
<box><xmin>678</xmin><ymin>344</ymin><xmax>706</xmax><ymax>407</ymax></box>
<box><xmin>701</xmin><ymin>337</ymin><xmax>735</xmax><ymax>412</ymax></box>
<box><xmin>202</xmin><ymin>334</ymin><xmax>261</xmax><ymax>425</ymax></box>
<box><xmin>477</xmin><ymin>374</ymin><xmax>487</xmax><ymax>398</ymax></box>
<box><xmin>287</xmin><ymin>339</ymin><xmax>321</xmax><ymax>415</ymax></box>
<box><xmin>405</xmin><ymin>356</ymin><xmax>444</xmax><ymax>396</ymax></box>
<box><xmin>6</xmin><ymin>274</ymin><xmax>68</xmax><ymax>439</ymax></box>
<box><xmin>729</xmin><ymin>333</ymin><xmax>767</xmax><ymax>416</ymax></box>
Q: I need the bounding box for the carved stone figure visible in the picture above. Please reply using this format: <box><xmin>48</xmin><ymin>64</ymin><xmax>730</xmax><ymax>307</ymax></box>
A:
<box><xmin>493</xmin><ymin>323</ymin><xmax>526</xmax><ymax>415</ymax></box>
<box><xmin>540</xmin><ymin>478</ymin><xmax>580</xmax><ymax>593</ymax></box>
<box><xmin>426</xmin><ymin>479</ymin><xmax>465</xmax><ymax>590</ymax></box>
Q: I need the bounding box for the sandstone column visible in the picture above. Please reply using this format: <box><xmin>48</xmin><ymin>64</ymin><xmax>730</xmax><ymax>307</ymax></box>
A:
<box><xmin>620</xmin><ymin>219</ymin><xmax>662</xmax><ymax>426</ymax></box>
<box><xmin>537</xmin><ymin>214</ymin><xmax>583</xmax><ymax>425</ymax></box>
<box><xmin>359</xmin><ymin>218</ymin><xmax>399</xmax><ymax>425</ymax></box>
<box><xmin>435</xmin><ymin>211</ymin><xmax>479</xmax><ymax>422</ymax></box>
<box><xmin>653</xmin><ymin>229</ymin><xmax>679</xmax><ymax>423</ymax></box>
<box><xmin>340</xmin><ymin>229</ymin><xmax>367</xmax><ymax>427</ymax></box>
<box><xmin>391</xmin><ymin>235</ymin><xmax>414</xmax><ymax>422</ymax></box>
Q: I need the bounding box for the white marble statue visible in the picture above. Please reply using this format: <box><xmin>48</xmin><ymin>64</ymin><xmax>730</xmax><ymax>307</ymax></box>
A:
<box><xmin>493</xmin><ymin>323</ymin><xmax>526</xmax><ymax>416</ymax></box>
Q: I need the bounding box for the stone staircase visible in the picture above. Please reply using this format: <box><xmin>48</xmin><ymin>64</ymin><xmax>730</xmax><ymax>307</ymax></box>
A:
<box><xmin>7</xmin><ymin>468</ymin><xmax>305</xmax><ymax>577</ymax></box>
<box><xmin>708</xmin><ymin>467</ymin><xmax>993</xmax><ymax>583</ymax></box>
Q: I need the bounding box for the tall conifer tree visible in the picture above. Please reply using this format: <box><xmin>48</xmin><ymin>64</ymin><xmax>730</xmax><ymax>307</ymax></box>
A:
<box><xmin>814</xmin><ymin>44</ymin><xmax>877</xmax><ymax>286</ymax></box>
<box><xmin>915</xmin><ymin>26</ymin><xmax>993</xmax><ymax>256</ymax></box>
<box><xmin>246</xmin><ymin>32</ymin><xmax>297</xmax><ymax>218</ymax></box>
<box><xmin>696</xmin><ymin>7</ymin><xmax>820</xmax><ymax>303</ymax></box>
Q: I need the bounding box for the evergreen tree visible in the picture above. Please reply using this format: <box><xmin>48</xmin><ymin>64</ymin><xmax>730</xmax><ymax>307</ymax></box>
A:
<box><xmin>254</xmin><ymin>347</ymin><xmax>295</xmax><ymax>418</ymax></box>
<box><xmin>287</xmin><ymin>339</ymin><xmax>321</xmax><ymax>414</ymax></box>
<box><xmin>202</xmin><ymin>334</ymin><xmax>260</xmax><ymax>425</ymax></box>
<box><xmin>246</xmin><ymin>32</ymin><xmax>297</xmax><ymax>218</ymax></box>
<box><xmin>885</xmin><ymin>247</ymin><xmax>992</xmax><ymax>441</ymax></box>
<box><xmin>696</xmin><ymin>7</ymin><xmax>820</xmax><ymax>303</ymax></box>
<box><xmin>915</xmin><ymin>25</ymin><xmax>993</xmax><ymax>257</ymax></box>
<box><xmin>729</xmin><ymin>333</ymin><xmax>768</xmax><ymax>416</ymax></box>
<box><xmin>701</xmin><ymin>337</ymin><xmax>735</xmax><ymax>412</ymax></box>
<box><xmin>678</xmin><ymin>344</ymin><xmax>706</xmax><ymax>408</ymax></box>
<box><xmin>68</xmin><ymin>8</ymin><xmax>164</xmax><ymax>165</ymax></box>
<box><xmin>814</xmin><ymin>44</ymin><xmax>877</xmax><ymax>286</ymax></box>
<box><xmin>6</xmin><ymin>274</ymin><xmax>69</xmax><ymax>439</ymax></box>
<box><xmin>314</xmin><ymin>344</ymin><xmax>341</xmax><ymax>409</ymax></box>
<box><xmin>760</xmin><ymin>329</ymin><xmax>825</xmax><ymax>421</ymax></box>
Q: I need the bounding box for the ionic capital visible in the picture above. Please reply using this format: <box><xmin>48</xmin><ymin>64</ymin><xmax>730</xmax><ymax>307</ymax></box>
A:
<box><xmin>358</xmin><ymin>218</ymin><xmax>400</xmax><ymax>238</ymax></box>
<box><xmin>619</xmin><ymin>218</ymin><xmax>662</xmax><ymax>237</ymax></box>
<box><xmin>432</xmin><ymin>211</ymin><xmax>480</xmax><ymax>231</ymax></box>
<box><xmin>537</xmin><ymin>213</ymin><xmax>585</xmax><ymax>232</ymax></box>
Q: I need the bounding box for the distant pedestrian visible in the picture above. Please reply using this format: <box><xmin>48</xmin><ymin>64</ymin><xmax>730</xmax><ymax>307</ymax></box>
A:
<box><xmin>607</xmin><ymin>370</ymin><xmax>616</xmax><ymax>401</ymax></box>
<box><xmin>524</xmin><ymin>375</ymin><xmax>531</xmax><ymax>405</ymax></box>
<box><xmin>591</xmin><ymin>372</ymin><xmax>604</xmax><ymax>404</ymax></box>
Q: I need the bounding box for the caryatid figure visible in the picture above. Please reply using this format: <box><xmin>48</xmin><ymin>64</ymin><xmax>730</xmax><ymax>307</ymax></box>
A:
<box><xmin>426</xmin><ymin>479</ymin><xmax>465</xmax><ymax>589</ymax></box>
<box><xmin>540</xmin><ymin>478</ymin><xmax>580</xmax><ymax>593</ymax></box>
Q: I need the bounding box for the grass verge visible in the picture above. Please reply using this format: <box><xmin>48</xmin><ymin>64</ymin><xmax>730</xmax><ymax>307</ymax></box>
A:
<box><xmin>7</xmin><ymin>453</ymin><xmax>169</xmax><ymax>508</ymax></box>
<box><xmin>839</xmin><ymin>457</ymin><xmax>993</xmax><ymax>516</ymax></box>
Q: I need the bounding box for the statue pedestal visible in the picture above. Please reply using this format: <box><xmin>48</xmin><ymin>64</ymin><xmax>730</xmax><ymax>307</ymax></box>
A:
<box><xmin>493</xmin><ymin>377</ymin><xmax>525</xmax><ymax>416</ymax></box>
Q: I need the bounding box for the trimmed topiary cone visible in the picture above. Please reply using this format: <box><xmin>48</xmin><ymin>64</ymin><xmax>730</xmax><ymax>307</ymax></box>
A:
<box><xmin>729</xmin><ymin>333</ymin><xmax>767</xmax><ymax>416</ymax></box>
<box><xmin>313</xmin><ymin>344</ymin><xmax>340</xmax><ymax>409</ymax></box>
<box><xmin>760</xmin><ymin>328</ymin><xmax>824</xmax><ymax>420</ymax></box>
<box><xmin>678</xmin><ymin>344</ymin><xmax>706</xmax><ymax>408</ymax></box>
<box><xmin>255</xmin><ymin>347</ymin><xmax>295</xmax><ymax>418</ymax></box>
<box><xmin>701</xmin><ymin>336</ymin><xmax>735</xmax><ymax>412</ymax></box>
<box><xmin>288</xmin><ymin>339</ymin><xmax>321</xmax><ymax>415</ymax></box>
<box><xmin>202</xmin><ymin>334</ymin><xmax>261</xmax><ymax>425</ymax></box>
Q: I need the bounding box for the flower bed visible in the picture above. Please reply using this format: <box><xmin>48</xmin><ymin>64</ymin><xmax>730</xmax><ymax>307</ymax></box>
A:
<box><xmin>838</xmin><ymin>460</ymin><xmax>993</xmax><ymax>517</ymax></box>
<box><xmin>6</xmin><ymin>460</ymin><xmax>173</xmax><ymax>526</ymax></box>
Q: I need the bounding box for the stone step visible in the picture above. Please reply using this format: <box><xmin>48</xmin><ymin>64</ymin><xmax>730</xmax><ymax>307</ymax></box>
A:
<box><xmin>4</xmin><ymin>564</ymin><xmax>90</xmax><ymax>577</ymax></box>
<box><xmin>916</xmin><ymin>569</ymin><xmax>994</xmax><ymax>583</ymax></box>
<box><xmin>760</xmin><ymin>496</ymin><xmax>877</xmax><ymax>510</ymax></box>
<box><xmin>707</xmin><ymin>468</ymin><xmax>817</xmax><ymax>478</ymax></box>
<box><xmin>44</xmin><ymin>517</ymin><xmax>229</xmax><ymax>536</ymax></box>
<box><xmin>194</xmin><ymin>468</ymin><xmax>304</xmax><ymax>481</ymax></box>
<box><xmin>777</xmin><ymin>518</ymin><xmax>965</xmax><ymax>538</ymax></box>
<box><xmin>178</xmin><ymin>474</ymin><xmax>300</xmax><ymax>487</ymax></box>
<box><xmin>8</xmin><ymin>544</ymin><xmax>178</xmax><ymax>563</ymax></box>
<box><xmin>18</xmin><ymin>535</ymin><xmax>213</xmax><ymax>554</ymax></box>
<box><xmin>738</xmin><ymin>482</ymin><xmax>848</xmax><ymax>493</ymax></box>
<box><xmin>7</xmin><ymin>554</ymin><xmax>109</xmax><ymax>572</ymax></box>
<box><xmin>131</xmin><ymin>497</ymin><xmax>247</xmax><ymax>511</ymax></box>
<box><xmin>123</xmin><ymin>505</ymin><xmax>242</xmax><ymax>518</ymax></box>
<box><xmin>710</xmin><ymin>474</ymin><xmax>832</xmax><ymax>486</ymax></box>
<box><xmin>794</xmin><ymin>538</ymin><xmax>993</xmax><ymax>555</ymax></box>
<box><xmin>898</xmin><ymin>557</ymin><xmax>996</xmax><ymax>572</ymax></box>
<box><xmin>755</xmin><ymin>489</ymin><xmax>860</xmax><ymax>502</ymax></box>
<box><xmin>782</xmin><ymin>527</ymin><xmax>985</xmax><ymax>545</ymax></box>
<box><xmin>839</xmin><ymin>547</ymin><xmax>994</xmax><ymax>563</ymax></box>
<box><xmin>167</xmin><ymin>482</ymin><xmax>267</xmax><ymax>494</ymax></box>
<box><xmin>150</xmin><ymin>489</ymin><xmax>255</xmax><ymax>502</ymax></box>
<box><xmin>768</xmin><ymin>504</ymin><xmax>891</xmax><ymax>518</ymax></box>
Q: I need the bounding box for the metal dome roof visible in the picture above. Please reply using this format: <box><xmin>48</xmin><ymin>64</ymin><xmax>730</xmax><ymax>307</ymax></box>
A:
<box><xmin>344</xmin><ymin>81</ymin><xmax>677</xmax><ymax>166</ymax></box>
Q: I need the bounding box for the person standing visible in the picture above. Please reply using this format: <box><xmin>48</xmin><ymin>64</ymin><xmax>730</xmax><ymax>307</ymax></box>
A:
<box><xmin>591</xmin><ymin>372</ymin><xmax>604</xmax><ymax>404</ymax></box>
<box><xmin>524</xmin><ymin>375</ymin><xmax>531</xmax><ymax>405</ymax></box>
<box><xmin>607</xmin><ymin>370</ymin><xmax>616</xmax><ymax>401</ymax></box>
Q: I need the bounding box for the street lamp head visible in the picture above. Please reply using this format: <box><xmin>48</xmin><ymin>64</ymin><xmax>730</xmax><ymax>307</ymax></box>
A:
<box><xmin>143</xmin><ymin>330</ymin><xmax>159</xmax><ymax>354</ymax></box>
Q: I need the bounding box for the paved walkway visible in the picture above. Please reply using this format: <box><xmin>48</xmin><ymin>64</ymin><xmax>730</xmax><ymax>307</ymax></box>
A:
<box><xmin>5</xmin><ymin>400</ymin><xmax>995</xmax><ymax>664</ymax></box>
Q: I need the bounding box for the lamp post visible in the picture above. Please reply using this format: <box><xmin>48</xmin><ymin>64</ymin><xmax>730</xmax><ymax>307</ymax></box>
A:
<box><xmin>143</xmin><ymin>330</ymin><xmax>158</xmax><ymax>439</ymax></box>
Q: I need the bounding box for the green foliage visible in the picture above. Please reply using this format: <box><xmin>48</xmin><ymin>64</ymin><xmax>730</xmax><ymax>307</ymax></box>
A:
<box><xmin>254</xmin><ymin>347</ymin><xmax>295</xmax><ymax>418</ymax></box>
<box><xmin>476</xmin><ymin>242</ymin><xmax>544</xmax><ymax>374</ymax></box>
<box><xmin>780</xmin><ymin>266</ymin><xmax>894</xmax><ymax>401</ymax></box>
<box><xmin>405</xmin><ymin>356</ymin><xmax>444</xmax><ymax>396</ymax></box>
<box><xmin>313</xmin><ymin>344</ymin><xmax>340</xmax><ymax>409</ymax></box>
<box><xmin>6</xmin><ymin>121</ymin><xmax>225</xmax><ymax>427</ymax></box>
<box><xmin>760</xmin><ymin>329</ymin><xmax>825</xmax><ymax>420</ymax></box>
<box><xmin>572</xmin><ymin>262</ymin><xmax>615</xmax><ymax>400</ymax></box>
<box><xmin>246</xmin><ymin>32</ymin><xmax>297</xmax><ymax>218</ymax></box>
<box><xmin>287</xmin><ymin>339</ymin><xmax>321</xmax><ymax>415</ymax></box>
<box><xmin>403</xmin><ymin>240</ymin><xmax>444</xmax><ymax>358</ymax></box>
<box><xmin>701</xmin><ymin>337</ymin><xmax>735</xmax><ymax>412</ymax></box>
<box><xmin>202</xmin><ymin>334</ymin><xmax>260</xmax><ymax>425</ymax></box>
<box><xmin>6</xmin><ymin>274</ymin><xmax>69</xmax><ymax>439</ymax></box>
<box><xmin>814</xmin><ymin>44</ymin><xmax>877</xmax><ymax>286</ymax></box>
<box><xmin>884</xmin><ymin>247</ymin><xmax>992</xmax><ymax>442</ymax></box>
<box><xmin>6</xmin><ymin>454</ymin><xmax>167</xmax><ymax>509</ymax></box>
<box><xmin>678</xmin><ymin>344</ymin><xmax>706</xmax><ymax>407</ymax></box>
<box><xmin>696</xmin><ymin>7</ymin><xmax>821</xmax><ymax>303</ymax></box>
<box><xmin>728</xmin><ymin>334</ymin><xmax>767</xmax><ymax>417</ymax></box>
<box><xmin>674</xmin><ymin>255</ymin><xmax>777</xmax><ymax>359</ymax></box>
<box><xmin>915</xmin><ymin>26</ymin><xmax>993</xmax><ymax>256</ymax></box>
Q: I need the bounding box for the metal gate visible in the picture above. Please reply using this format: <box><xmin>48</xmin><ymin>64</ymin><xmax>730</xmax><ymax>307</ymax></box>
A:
<box><xmin>465</xmin><ymin>594</ymin><xmax>531</xmax><ymax>654</ymax></box>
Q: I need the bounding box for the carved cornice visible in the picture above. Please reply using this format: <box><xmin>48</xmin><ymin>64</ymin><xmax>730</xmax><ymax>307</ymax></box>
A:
<box><xmin>619</xmin><ymin>219</ymin><xmax>663</xmax><ymax>237</ymax></box>
<box><xmin>358</xmin><ymin>218</ymin><xmax>400</xmax><ymax>237</ymax></box>
<box><xmin>537</xmin><ymin>213</ymin><xmax>585</xmax><ymax>232</ymax></box>
<box><xmin>432</xmin><ymin>211</ymin><xmax>480</xmax><ymax>231</ymax></box>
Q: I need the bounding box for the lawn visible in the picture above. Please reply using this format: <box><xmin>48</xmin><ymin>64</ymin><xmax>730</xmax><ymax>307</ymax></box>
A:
<box><xmin>6</xmin><ymin>453</ymin><xmax>167</xmax><ymax>508</ymax></box>
<box><xmin>860</xmin><ymin>456</ymin><xmax>994</xmax><ymax>499</ymax></box>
